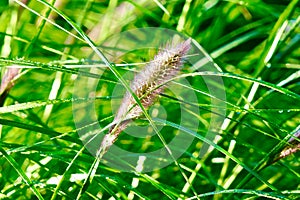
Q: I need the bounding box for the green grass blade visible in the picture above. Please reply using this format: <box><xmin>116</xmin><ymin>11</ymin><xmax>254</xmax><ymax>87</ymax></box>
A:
<box><xmin>0</xmin><ymin>146</ymin><xmax>44</xmax><ymax>200</ymax></box>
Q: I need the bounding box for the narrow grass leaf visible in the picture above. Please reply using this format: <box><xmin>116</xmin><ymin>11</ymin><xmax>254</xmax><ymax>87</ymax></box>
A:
<box><xmin>0</xmin><ymin>146</ymin><xmax>44</xmax><ymax>200</ymax></box>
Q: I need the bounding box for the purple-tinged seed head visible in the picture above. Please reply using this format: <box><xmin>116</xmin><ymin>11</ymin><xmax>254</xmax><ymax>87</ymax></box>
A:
<box><xmin>101</xmin><ymin>38</ymin><xmax>192</xmax><ymax>154</ymax></box>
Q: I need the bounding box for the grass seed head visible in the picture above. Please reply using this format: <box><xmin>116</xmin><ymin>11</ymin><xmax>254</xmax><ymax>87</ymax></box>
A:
<box><xmin>113</xmin><ymin>38</ymin><xmax>191</xmax><ymax>132</ymax></box>
<box><xmin>100</xmin><ymin>38</ymin><xmax>191</xmax><ymax>153</ymax></box>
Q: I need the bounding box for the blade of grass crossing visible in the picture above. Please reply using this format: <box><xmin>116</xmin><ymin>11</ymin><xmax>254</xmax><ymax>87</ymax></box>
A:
<box><xmin>176</xmin><ymin>0</ymin><xmax>192</xmax><ymax>32</ymax></box>
<box><xmin>254</xmin><ymin>0</ymin><xmax>300</xmax><ymax>77</ymax></box>
<box><xmin>28</xmin><ymin>1</ymin><xmax>201</xmax><ymax>198</ymax></box>
<box><xmin>0</xmin><ymin>147</ymin><xmax>44</xmax><ymax>200</ymax></box>
<box><xmin>155</xmin><ymin>118</ymin><xmax>281</xmax><ymax>193</ymax></box>
<box><xmin>22</xmin><ymin>0</ymin><xmax>56</xmax><ymax>58</ymax></box>
<box><xmin>50</xmin><ymin>147</ymin><xmax>85</xmax><ymax>200</ymax></box>
<box><xmin>14</xmin><ymin>0</ymin><xmax>83</xmax><ymax>42</ymax></box>
<box><xmin>186</xmin><ymin>189</ymin><xmax>287</xmax><ymax>199</ymax></box>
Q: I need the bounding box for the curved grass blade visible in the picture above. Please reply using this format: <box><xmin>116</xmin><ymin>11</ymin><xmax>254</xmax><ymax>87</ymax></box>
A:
<box><xmin>50</xmin><ymin>147</ymin><xmax>85</xmax><ymax>200</ymax></box>
<box><xmin>186</xmin><ymin>188</ymin><xmax>288</xmax><ymax>200</ymax></box>
<box><xmin>18</xmin><ymin>3</ymin><xmax>201</xmax><ymax>196</ymax></box>
<box><xmin>0</xmin><ymin>96</ymin><xmax>112</xmax><ymax>114</ymax></box>
<box><xmin>0</xmin><ymin>118</ymin><xmax>78</xmax><ymax>144</ymax></box>
<box><xmin>0</xmin><ymin>58</ymin><xmax>101</xmax><ymax>79</ymax></box>
<box><xmin>0</xmin><ymin>146</ymin><xmax>44</xmax><ymax>200</ymax></box>
<box><xmin>154</xmin><ymin>118</ymin><xmax>281</xmax><ymax>193</ymax></box>
<box><xmin>254</xmin><ymin>0</ymin><xmax>300</xmax><ymax>77</ymax></box>
<box><xmin>173</xmin><ymin>71</ymin><xmax>300</xmax><ymax>99</ymax></box>
<box><xmin>14</xmin><ymin>0</ymin><xmax>83</xmax><ymax>42</ymax></box>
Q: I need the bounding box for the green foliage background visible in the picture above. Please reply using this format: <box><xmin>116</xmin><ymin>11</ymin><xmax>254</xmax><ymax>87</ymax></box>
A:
<box><xmin>0</xmin><ymin>0</ymin><xmax>299</xmax><ymax>199</ymax></box>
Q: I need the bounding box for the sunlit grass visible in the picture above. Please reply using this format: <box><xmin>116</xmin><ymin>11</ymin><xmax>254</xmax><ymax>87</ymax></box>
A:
<box><xmin>0</xmin><ymin>0</ymin><xmax>299</xmax><ymax>199</ymax></box>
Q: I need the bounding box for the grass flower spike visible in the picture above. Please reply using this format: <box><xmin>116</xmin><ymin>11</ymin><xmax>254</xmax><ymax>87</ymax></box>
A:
<box><xmin>100</xmin><ymin>38</ymin><xmax>191</xmax><ymax>155</ymax></box>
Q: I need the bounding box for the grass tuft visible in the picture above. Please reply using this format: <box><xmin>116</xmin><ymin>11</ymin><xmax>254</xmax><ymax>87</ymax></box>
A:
<box><xmin>0</xmin><ymin>0</ymin><xmax>299</xmax><ymax>199</ymax></box>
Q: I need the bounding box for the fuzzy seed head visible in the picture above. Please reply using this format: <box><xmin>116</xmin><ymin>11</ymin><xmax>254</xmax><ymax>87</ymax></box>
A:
<box><xmin>101</xmin><ymin>38</ymin><xmax>191</xmax><ymax>153</ymax></box>
<box><xmin>114</xmin><ymin>38</ymin><xmax>191</xmax><ymax>126</ymax></box>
